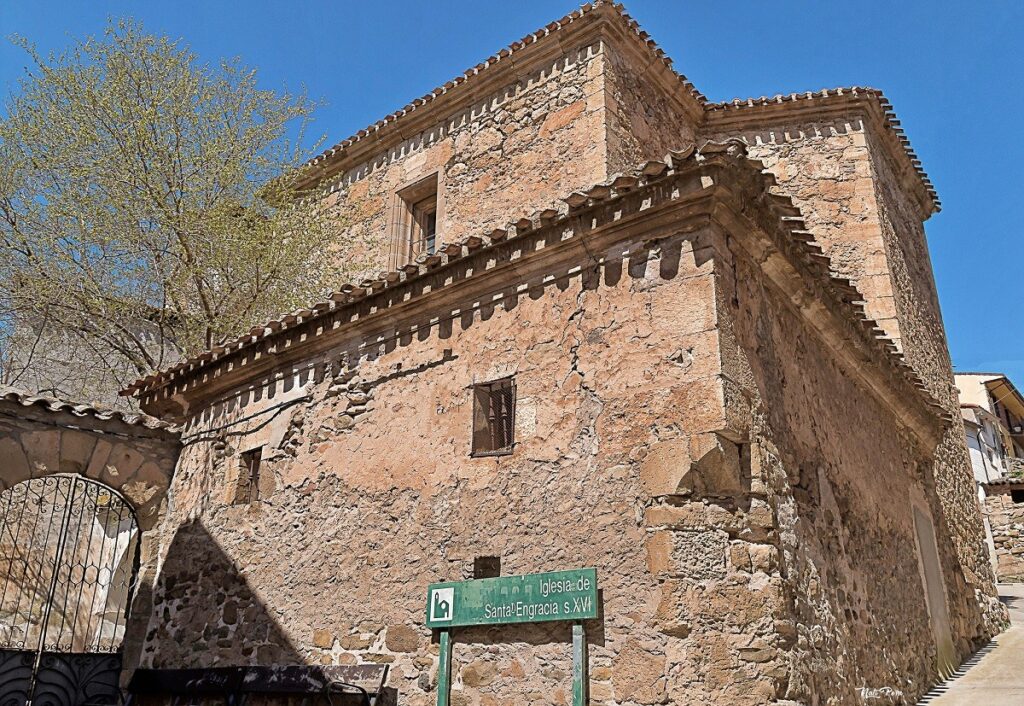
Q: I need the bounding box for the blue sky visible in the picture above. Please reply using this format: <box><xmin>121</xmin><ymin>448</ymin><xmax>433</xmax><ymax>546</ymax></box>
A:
<box><xmin>1</xmin><ymin>0</ymin><xmax>1021</xmax><ymax>382</ymax></box>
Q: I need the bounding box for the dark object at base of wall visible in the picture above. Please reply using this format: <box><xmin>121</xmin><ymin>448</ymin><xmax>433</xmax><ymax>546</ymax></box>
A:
<box><xmin>0</xmin><ymin>649</ymin><xmax>123</xmax><ymax>706</ymax></box>
<box><xmin>126</xmin><ymin>664</ymin><xmax>389</xmax><ymax>705</ymax></box>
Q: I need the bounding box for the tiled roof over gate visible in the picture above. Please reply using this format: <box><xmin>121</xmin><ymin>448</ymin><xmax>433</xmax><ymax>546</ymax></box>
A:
<box><xmin>1</xmin><ymin>385</ymin><xmax>177</xmax><ymax>432</ymax></box>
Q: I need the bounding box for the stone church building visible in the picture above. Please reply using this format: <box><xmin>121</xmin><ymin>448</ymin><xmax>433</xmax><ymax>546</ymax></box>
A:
<box><xmin>69</xmin><ymin>2</ymin><xmax>1004</xmax><ymax>704</ymax></box>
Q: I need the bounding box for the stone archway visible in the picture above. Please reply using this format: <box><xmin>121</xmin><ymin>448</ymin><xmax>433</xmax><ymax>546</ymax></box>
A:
<box><xmin>0</xmin><ymin>388</ymin><xmax>180</xmax><ymax>703</ymax></box>
<box><xmin>0</xmin><ymin>475</ymin><xmax>141</xmax><ymax>704</ymax></box>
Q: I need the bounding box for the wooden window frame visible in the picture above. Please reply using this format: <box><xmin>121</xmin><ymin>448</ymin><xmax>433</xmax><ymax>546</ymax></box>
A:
<box><xmin>470</xmin><ymin>377</ymin><xmax>516</xmax><ymax>457</ymax></box>
<box><xmin>390</xmin><ymin>174</ymin><xmax>440</xmax><ymax>268</ymax></box>
<box><xmin>411</xmin><ymin>195</ymin><xmax>437</xmax><ymax>257</ymax></box>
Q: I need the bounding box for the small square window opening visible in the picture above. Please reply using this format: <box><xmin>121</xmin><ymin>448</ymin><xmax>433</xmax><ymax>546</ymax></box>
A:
<box><xmin>1011</xmin><ymin>488</ymin><xmax>1024</xmax><ymax>504</ymax></box>
<box><xmin>472</xmin><ymin>378</ymin><xmax>516</xmax><ymax>456</ymax></box>
<box><xmin>473</xmin><ymin>556</ymin><xmax>501</xmax><ymax>579</ymax></box>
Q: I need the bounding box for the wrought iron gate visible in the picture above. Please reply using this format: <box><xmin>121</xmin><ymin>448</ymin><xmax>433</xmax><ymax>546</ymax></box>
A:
<box><xmin>0</xmin><ymin>475</ymin><xmax>140</xmax><ymax>706</ymax></box>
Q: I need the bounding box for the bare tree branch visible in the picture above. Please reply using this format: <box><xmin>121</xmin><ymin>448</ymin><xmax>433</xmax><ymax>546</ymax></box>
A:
<box><xmin>0</xmin><ymin>20</ymin><xmax>365</xmax><ymax>407</ymax></box>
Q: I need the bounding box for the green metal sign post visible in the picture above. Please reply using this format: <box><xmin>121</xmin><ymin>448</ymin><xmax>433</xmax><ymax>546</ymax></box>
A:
<box><xmin>436</xmin><ymin>629</ymin><xmax>452</xmax><ymax>706</ymax></box>
<box><xmin>426</xmin><ymin>568</ymin><xmax>597</xmax><ymax>706</ymax></box>
<box><xmin>572</xmin><ymin>622</ymin><xmax>588</xmax><ymax>705</ymax></box>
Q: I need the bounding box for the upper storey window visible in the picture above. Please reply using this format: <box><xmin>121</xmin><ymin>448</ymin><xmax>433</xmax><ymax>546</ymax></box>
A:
<box><xmin>413</xmin><ymin>194</ymin><xmax>437</xmax><ymax>256</ymax></box>
<box><xmin>391</xmin><ymin>174</ymin><xmax>439</xmax><ymax>267</ymax></box>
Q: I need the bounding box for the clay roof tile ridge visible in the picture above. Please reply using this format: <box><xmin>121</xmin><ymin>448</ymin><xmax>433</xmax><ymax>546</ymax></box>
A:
<box><xmin>303</xmin><ymin>1</ymin><xmax>706</xmax><ymax>179</ymax></box>
<box><xmin>123</xmin><ymin>142</ymin><xmax>936</xmax><ymax>419</ymax></box>
<box><xmin>706</xmin><ymin>86</ymin><xmax>939</xmax><ymax>212</ymax></box>
<box><xmin>1</xmin><ymin>385</ymin><xmax>179</xmax><ymax>432</ymax></box>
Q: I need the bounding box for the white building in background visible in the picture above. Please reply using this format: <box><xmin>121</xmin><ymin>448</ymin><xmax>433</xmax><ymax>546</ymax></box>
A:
<box><xmin>961</xmin><ymin>403</ymin><xmax>1008</xmax><ymax>484</ymax></box>
<box><xmin>955</xmin><ymin>372</ymin><xmax>1024</xmax><ymax>578</ymax></box>
<box><xmin>956</xmin><ymin>372</ymin><xmax>1024</xmax><ymax>482</ymax></box>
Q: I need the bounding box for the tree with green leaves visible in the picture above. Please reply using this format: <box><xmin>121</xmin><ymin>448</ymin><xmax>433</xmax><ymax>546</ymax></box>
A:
<box><xmin>0</xmin><ymin>20</ymin><xmax>355</xmax><ymax>404</ymax></box>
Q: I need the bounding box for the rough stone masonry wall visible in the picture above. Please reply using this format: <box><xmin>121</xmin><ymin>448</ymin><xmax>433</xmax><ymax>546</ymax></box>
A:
<box><xmin>600</xmin><ymin>41</ymin><xmax>697</xmax><ymax>175</ymax></box>
<box><xmin>141</xmin><ymin>226</ymin><xmax>788</xmax><ymax>706</ymax></box>
<box><xmin>712</xmin><ymin>242</ymin><xmax>960</xmax><ymax>705</ymax></box>
<box><xmin>597</xmin><ymin>15</ymin><xmax>1005</xmax><ymax>633</ymax></box>
<box><xmin>705</xmin><ymin>115</ymin><xmax>1005</xmax><ymax>647</ymax></box>
<box><xmin>863</xmin><ymin>133</ymin><xmax>1002</xmax><ymax>628</ymax></box>
<box><xmin>984</xmin><ymin>488</ymin><xmax>1024</xmax><ymax>582</ymax></box>
<box><xmin>704</xmin><ymin>120</ymin><xmax>895</xmax><ymax>336</ymax></box>
<box><xmin>136</xmin><ymin>201</ymin><xmax>982</xmax><ymax>706</ymax></box>
<box><xmin>316</xmin><ymin>40</ymin><xmax>611</xmax><ymax>278</ymax></box>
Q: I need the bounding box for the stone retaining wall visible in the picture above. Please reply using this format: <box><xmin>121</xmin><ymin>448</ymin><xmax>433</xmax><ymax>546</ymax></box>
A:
<box><xmin>984</xmin><ymin>486</ymin><xmax>1024</xmax><ymax>582</ymax></box>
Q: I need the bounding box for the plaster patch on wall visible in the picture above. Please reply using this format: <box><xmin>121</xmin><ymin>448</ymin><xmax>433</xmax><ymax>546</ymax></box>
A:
<box><xmin>517</xmin><ymin>396</ymin><xmax>537</xmax><ymax>438</ymax></box>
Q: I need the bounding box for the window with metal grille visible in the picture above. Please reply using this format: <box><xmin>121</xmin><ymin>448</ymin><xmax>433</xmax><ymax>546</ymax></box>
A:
<box><xmin>472</xmin><ymin>378</ymin><xmax>516</xmax><ymax>456</ymax></box>
<box><xmin>234</xmin><ymin>448</ymin><xmax>263</xmax><ymax>504</ymax></box>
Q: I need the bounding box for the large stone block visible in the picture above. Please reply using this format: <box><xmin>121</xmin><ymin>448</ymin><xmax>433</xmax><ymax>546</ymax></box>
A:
<box><xmin>647</xmin><ymin>529</ymin><xmax>729</xmax><ymax>580</ymax></box>
<box><xmin>645</xmin><ymin>531</ymin><xmax>673</xmax><ymax>575</ymax></box>
<box><xmin>460</xmin><ymin>659</ymin><xmax>497</xmax><ymax>688</ymax></box>
<box><xmin>22</xmin><ymin>429</ymin><xmax>60</xmax><ymax>474</ymax></box>
<box><xmin>673</xmin><ymin>530</ymin><xmax>729</xmax><ymax>580</ymax></box>
<box><xmin>639</xmin><ymin>439</ymin><xmax>692</xmax><ymax>497</ymax></box>
<box><xmin>687</xmin><ymin>433</ymin><xmax>744</xmax><ymax>496</ymax></box>
<box><xmin>385</xmin><ymin>624</ymin><xmax>421</xmax><ymax>653</ymax></box>
<box><xmin>0</xmin><ymin>437</ymin><xmax>30</xmax><ymax>484</ymax></box>
<box><xmin>59</xmin><ymin>430</ymin><xmax>97</xmax><ymax>473</ymax></box>
<box><xmin>638</xmin><ymin>433</ymin><xmax>744</xmax><ymax>499</ymax></box>
<box><xmin>612</xmin><ymin>640</ymin><xmax>667</xmax><ymax>705</ymax></box>
<box><xmin>656</xmin><ymin>577</ymin><xmax>785</xmax><ymax>636</ymax></box>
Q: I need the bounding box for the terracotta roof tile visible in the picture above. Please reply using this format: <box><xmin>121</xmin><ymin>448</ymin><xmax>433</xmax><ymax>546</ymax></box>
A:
<box><xmin>982</xmin><ymin>477</ymin><xmax>1024</xmax><ymax>488</ymax></box>
<box><xmin>1</xmin><ymin>385</ymin><xmax>178</xmax><ymax>432</ymax></box>
<box><xmin>295</xmin><ymin>3</ymin><xmax>937</xmax><ymax>226</ymax></box>
<box><xmin>122</xmin><ymin>141</ymin><xmax>942</xmax><ymax>426</ymax></box>
<box><xmin>706</xmin><ymin>86</ymin><xmax>940</xmax><ymax>213</ymax></box>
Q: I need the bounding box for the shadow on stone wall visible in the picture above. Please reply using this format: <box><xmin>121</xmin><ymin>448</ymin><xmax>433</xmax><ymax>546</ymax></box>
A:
<box><xmin>181</xmin><ymin>228</ymin><xmax>704</xmax><ymax>441</ymax></box>
<box><xmin>140</xmin><ymin>519</ymin><xmax>402</xmax><ymax>702</ymax></box>
<box><xmin>142</xmin><ymin>518</ymin><xmax>303</xmax><ymax>668</ymax></box>
<box><xmin>730</xmin><ymin>254</ymin><xmax>951</xmax><ymax>701</ymax></box>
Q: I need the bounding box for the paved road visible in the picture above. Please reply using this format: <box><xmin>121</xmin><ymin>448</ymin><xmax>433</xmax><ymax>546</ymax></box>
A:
<box><xmin>918</xmin><ymin>584</ymin><xmax>1024</xmax><ymax>705</ymax></box>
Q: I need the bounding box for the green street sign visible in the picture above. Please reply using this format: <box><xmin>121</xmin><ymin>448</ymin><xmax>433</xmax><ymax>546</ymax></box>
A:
<box><xmin>425</xmin><ymin>568</ymin><xmax>598</xmax><ymax>629</ymax></box>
